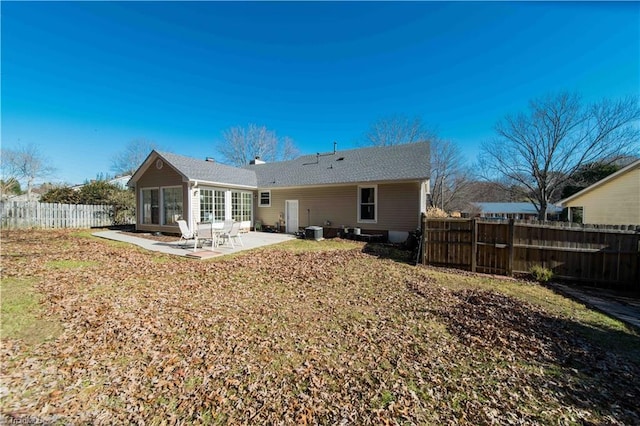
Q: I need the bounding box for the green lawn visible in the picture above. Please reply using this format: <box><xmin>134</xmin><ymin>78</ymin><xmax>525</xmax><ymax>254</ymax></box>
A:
<box><xmin>1</xmin><ymin>229</ymin><xmax>639</xmax><ymax>425</ymax></box>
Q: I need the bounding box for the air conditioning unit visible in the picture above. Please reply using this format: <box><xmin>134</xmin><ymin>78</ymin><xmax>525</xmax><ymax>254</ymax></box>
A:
<box><xmin>305</xmin><ymin>226</ymin><xmax>323</xmax><ymax>241</ymax></box>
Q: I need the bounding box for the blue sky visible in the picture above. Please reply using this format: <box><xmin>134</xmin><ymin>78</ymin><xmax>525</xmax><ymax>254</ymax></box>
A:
<box><xmin>2</xmin><ymin>1</ymin><xmax>639</xmax><ymax>185</ymax></box>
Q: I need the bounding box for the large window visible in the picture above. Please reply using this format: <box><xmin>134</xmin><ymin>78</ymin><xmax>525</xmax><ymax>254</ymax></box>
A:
<box><xmin>142</xmin><ymin>188</ymin><xmax>159</xmax><ymax>224</ymax></box>
<box><xmin>214</xmin><ymin>190</ymin><xmax>225</xmax><ymax>221</ymax></box>
<box><xmin>200</xmin><ymin>189</ymin><xmax>226</xmax><ymax>222</ymax></box>
<box><xmin>232</xmin><ymin>192</ymin><xmax>241</xmax><ymax>221</ymax></box>
<box><xmin>358</xmin><ymin>185</ymin><xmax>377</xmax><ymax>223</ymax></box>
<box><xmin>200</xmin><ymin>188</ymin><xmax>251</xmax><ymax>223</ymax></box>
<box><xmin>242</xmin><ymin>192</ymin><xmax>252</xmax><ymax>221</ymax></box>
<box><xmin>200</xmin><ymin>189</ymin><xmax>213</xmax><ymax>222</ymax></box>
<box><xmin>162</xmin><ymin>187</ymin><xmax>183</xmax><ymax>225</ymax></box>
<box><xmin>232</xmin><ymin>190</ymin><xmax>253</xmax><ymax>222</ymax></box>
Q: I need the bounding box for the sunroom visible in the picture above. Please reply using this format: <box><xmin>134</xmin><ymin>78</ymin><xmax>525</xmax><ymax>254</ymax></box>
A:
<box><xmin>139</xmin><ymin>185</ymin><xmax>253</xmax><ymax>232</ymax></box>
<box><xmin>129</xmin><ymin>150</ymin><xmax>258</xmax><ymax>234</ymax></box>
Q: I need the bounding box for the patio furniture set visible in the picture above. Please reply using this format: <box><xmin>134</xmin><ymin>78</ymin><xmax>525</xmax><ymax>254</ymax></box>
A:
<box><xmin>177</xmin><ymin>219</ymin><xmax>246</xmax><ymax>251</ymax></box>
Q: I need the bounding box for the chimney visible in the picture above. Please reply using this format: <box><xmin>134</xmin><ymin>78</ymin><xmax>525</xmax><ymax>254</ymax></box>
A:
<box><xmin>250</xmin><ymin>156</ymin><xmax>266</xmax><ymax>165</ymax></box>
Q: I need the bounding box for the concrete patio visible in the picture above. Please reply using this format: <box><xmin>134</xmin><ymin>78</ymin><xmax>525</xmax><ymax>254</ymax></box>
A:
<box><xmin>93</xmin><ymin>230</ymin><xmax>296</xmax><ymax>259</ymax></box>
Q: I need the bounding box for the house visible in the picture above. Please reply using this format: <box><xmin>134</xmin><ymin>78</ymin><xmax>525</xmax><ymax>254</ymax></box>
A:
<box><xmin>127</xmin><ymin>142</ymin><xmax>430</xmax><ymax>242</ymax></box>
<box><xmin>559</xmin><ymin>159</ymin><xmax>640</xmax><ymax>225</ymax></box>
<box><xmin>465</xmin><ymin>202</ymin><xmax>562</xmax><ymax>220</ymax></box>
<box><xmin>3</xmin><ymin>192</ymin><xmax>41</xmax><ymax>202</ymax></box>
<box><xmin>72</xmin><ymin>175</ymin><xmax>133</xmax><ymax>190</ymax></box>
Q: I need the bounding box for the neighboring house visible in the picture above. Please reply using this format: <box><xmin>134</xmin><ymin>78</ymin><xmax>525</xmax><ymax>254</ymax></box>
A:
<box><xmin>72</xmin><ymin>175</ymin><xmax>133</xmax><ymax>191</ymax></box>
<box><xmin>108</xmin><ymin>175</ymin><xmax>133</xmax><ymax>190</ymax></box>
<box><xmin>3</xmin><ymin>193</ymin><xmax>42</xmax><ymax>202</ymax></box>
<box><xmin>465</xmin><ymin>202</ymin><xmax>562</xmax><ymax>220</ymax></box>
<box><xmin>127</xmin><ymin>142</ymin><xmax>430</xmax><ymax>242</ymax></box>
<box><xmin>559</xmin><ymin>159</ymin><xmax>640</xmax><ymax>225</ymax></box>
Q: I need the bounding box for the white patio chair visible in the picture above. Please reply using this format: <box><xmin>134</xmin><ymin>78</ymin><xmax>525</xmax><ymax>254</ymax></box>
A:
<box><xmin>219</xmin><ymin>219</ymin><xmax>234</xmax><ymax>236</ymax></box>
<box><xmin>177</xmin><ymin>219</ymin><xmax>198</xmax><ymax>250</ymax></box>
<box><xmin>219</xmin><ymin>221</ymin><xmax>243</xmax><ymax>248</ymax></box>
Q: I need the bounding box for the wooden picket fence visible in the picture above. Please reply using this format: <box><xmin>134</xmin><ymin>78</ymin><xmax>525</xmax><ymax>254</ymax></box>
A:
<box><xmin>421</xmin><ymin>217</ymin><xmax>640</xmax><ymax>292</ymax></box>
<box><xmin>0</xmin><ymin>201</ymin><xmax>132</xmax><ymax>229</ymax></box>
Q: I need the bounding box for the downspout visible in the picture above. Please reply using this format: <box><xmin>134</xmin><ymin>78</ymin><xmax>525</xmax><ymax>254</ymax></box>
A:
<box><xmin>419</xmin><ymin>179</ymin><xmax>429</xmax><ymax>226</ymax></box>
<box><xmin>190</xmin><ymin>181</ymin><xmax>199</xmax><ymax>230</ymax></box>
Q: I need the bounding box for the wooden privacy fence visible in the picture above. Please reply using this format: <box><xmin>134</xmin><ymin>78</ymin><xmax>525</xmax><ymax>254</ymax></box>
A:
<box><xmin>1</xmin><ymin>201</ymin><xmax>127</xmax><ymax>229</ymax></box>
<box><xmin>422</xmin><ymin>217</ymin><xmax>640</xmax><ymax>291</ymax></box>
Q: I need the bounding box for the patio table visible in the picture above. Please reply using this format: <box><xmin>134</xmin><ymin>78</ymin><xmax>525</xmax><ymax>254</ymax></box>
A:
<box><xmin>197</xmin><ymin>222</ymin><xmax>224</xmax><ymax>250</ymax></box>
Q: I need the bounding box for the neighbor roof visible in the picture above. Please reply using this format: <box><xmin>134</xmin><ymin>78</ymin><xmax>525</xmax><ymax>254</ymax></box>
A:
<box><xmin>472</xmin><ymin>202</ymin><xmax>562</xmax><ymax>215</ymax></box>
<box><xmin>245</xmin><ymin>142</ymin><xmax>430</xmax><ymax>188</ymax></box>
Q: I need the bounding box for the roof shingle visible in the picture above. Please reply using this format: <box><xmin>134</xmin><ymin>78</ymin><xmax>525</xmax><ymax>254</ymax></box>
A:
<box><xmin>245</xmin><ymin>142</ymin><xmax>430</xmax><ymax>188</ymax></box>
<box><xmin>157</xmin><ymin>151</ymin><xmax>257</xmax><ymax>187</ymax></box>
<box><xmin>135</xmin><ymin>142</ymin><xmax>430</xmax><ymax>189</ymax></box>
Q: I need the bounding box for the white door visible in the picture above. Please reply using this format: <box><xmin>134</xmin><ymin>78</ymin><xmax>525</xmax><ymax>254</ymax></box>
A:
<box><xmin>285</xmin><ymin>200</ymin><xmax>299</xmax><ymax>233</ymax></box>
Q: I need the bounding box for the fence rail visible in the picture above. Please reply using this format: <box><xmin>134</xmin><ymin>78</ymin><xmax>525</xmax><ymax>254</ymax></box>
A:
<box><xmin>421</xmin><ymin>217</ymin><xmax>640</xmax><ymax>292</ymax></box>
<box><xmin>0</xmin><ymin>201</ymin><xmax>131</xmax><ymax>229</ymax></box>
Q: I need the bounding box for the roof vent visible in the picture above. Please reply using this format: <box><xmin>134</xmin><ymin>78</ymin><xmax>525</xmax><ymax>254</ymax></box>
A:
<box><xmin>205</xmin><ymin>157</ymin><xmax>215</xmax><ymax>163</ymax></box>
<box><xmin>250</xmin><ymin>156</ymin><xmax>266</xmax><ymax>165</ymax></box>
<box><xmin>336</xmin><ymin>157</ymin><xmax>345</xmax><ymax>161</ymax></box>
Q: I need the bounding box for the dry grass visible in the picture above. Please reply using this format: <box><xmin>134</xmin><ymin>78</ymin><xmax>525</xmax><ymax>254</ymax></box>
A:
<box><xmin>1</xmin><ymin>229</ymin><xmax>639</xmax><ymax>425</ymax></box>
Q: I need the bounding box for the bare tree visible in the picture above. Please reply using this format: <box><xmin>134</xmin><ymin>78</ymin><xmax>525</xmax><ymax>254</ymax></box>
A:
<box><xmin>429</xmin><ymin>139</ymin><xmax>473</xmax><ymax>212</ymax></box>
<box><xmin>111</xmin><ymin>139</ymin><xmax>158</xmax><ymax>176</ymax></box>
<box><xmin>361</xmin><ymin>114</ymin><xmax>471</xmax><ymax>212</ymax></box>
<box><xmin>463</xmin><ymin>180</ymin><xmax>523</xmax><ymax>203</ymax></box>
<box><xmin>217</xmin><ymin>124</ymin><xmax>299</xmax><ymax>166</ymax></box>
<box><xmin>281</xmin><ymin>136</ymin><xmax>300</xmax><ymax>161</ymax></box>
<box><xmin>0</xmin><ymin>144</ymin><xmax>56</xmax><ymax>200</ymax></box>
<box><xmin>478</xmin><ymin>92</ymin><xmax>640</xmax><ymax>220</ymax></box>
<box><xmin>362</xmin><ymin>114</ymin><xmax>439</xmax><ymax>146</ymax></box>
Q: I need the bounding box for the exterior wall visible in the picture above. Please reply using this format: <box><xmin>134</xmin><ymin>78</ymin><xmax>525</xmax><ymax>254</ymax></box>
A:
<box><xmin>564</xmin><ymin>167</ymin><xmax>640</xmax><ymax>225</ymax></box>
<box><xmin>135</xmin><ymin>164</ymin><xmax>189</xmax><ymax>233</ymax></box>
<box><xmin>255</xmin><ymin>182</ymin><xmax>422</xmax><ymax>233</ymax></box>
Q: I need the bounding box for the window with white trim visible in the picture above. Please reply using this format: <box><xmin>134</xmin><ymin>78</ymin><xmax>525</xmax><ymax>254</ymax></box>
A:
<box><xmin>200</xmin><ymin>189</ymin><xmax>226</xmax><ymax>222</ymax></box>
<box><xmin>259</xmin><ymin>190</ymin><xmax>271</xmax><ymax>207</ymax></box>
<box><xmin>200</xmin><ymin>189</ymin><xmax>213</xmax><ymax>222</ymax></box>
<box><xmin>358</xmin><ymin>185</ymin><xmax>377</xmax><ymax>223</ymax></box>
<box><xmin>162</xmin><ymin>187</ymin><xmax>183</xmax><ymax>225</ymax></box>
<box><xmin>231</xmin><ymin>190</ymin><xmax>252</xmax><ymax>222</ymax></box>
<box><xmin>141</xmin><ymin>188</ymin><xmax>159</xmax><ymax>224</ymax></box>
<box><xmin>242</xmin><ymin>192</ymin><xmax>252</xmax><ymax>221</ymax></box>
<box><xmin>214</xmin><ymin>190</ymin><xmax>225</xmax><ymax>221</ymax></box>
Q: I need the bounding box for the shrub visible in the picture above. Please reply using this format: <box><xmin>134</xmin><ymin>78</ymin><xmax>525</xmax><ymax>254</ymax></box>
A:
<box><xmin>530</xmin><ymin>265</ymin><xmax>553</xmax><ymax>283</ymax></box>
<box><xmin>426</xmin><ymin>206</ymin><xmax>449</xmax><ymax>218</ymax></box>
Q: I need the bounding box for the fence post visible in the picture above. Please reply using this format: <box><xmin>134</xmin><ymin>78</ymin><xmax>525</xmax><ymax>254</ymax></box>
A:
<box><xmin>471</xmin><ymin>218</ymin><xmax>477</xmax><ymax>273</ymax></box>
<box><xmin>420</xmin><ymin>213</ymin><xmax>427</xmax><ymax>265</ymax></box>
<box><xmin>507</xmin><ymin>218</ymin><xmax>515</xmax><ymax>276</ymax></box>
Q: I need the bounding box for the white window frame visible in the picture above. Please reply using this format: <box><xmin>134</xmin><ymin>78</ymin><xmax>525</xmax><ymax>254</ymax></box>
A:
<box><xmin>259</xmin><ymin>190</ymin><xmax>271</xmax><ymax>207</ymax></box>
<box><xmin>231</xmin><ymin>190</ymin><xmax>253</xmax><ymax>222</ymax></box>
<box><xmin>357</xmin><ymin>185</ymin><xmax>378</xmax><ymax>224</ymax></box>
<box><xmin>140</xmin><ymin>186</ymin><xmax>184</xmax><ymax>226</ymax></box>
<box><xmin>162</xmin><ymin>186</ymin><xmax>183</xmax><ymax>225</ymax></box>
<box><xmin>199</xmin><ymin>188</ymin><xmax>226</xmax><ymax>222</ymax></box>
<box><xmin>141</xmin><ymin>187</ymin><xmax>160</xmax><ymax>225</ymax></box>
<box><xmin>198</xmin><ymin>188</ymin><xmax>253</xmax><ymax>224</ymax></box>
